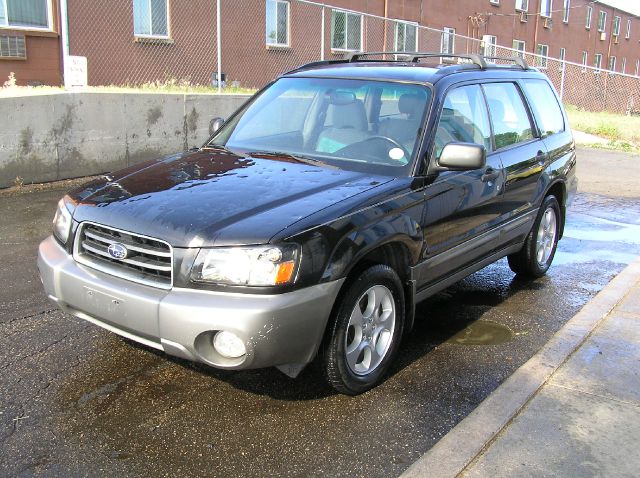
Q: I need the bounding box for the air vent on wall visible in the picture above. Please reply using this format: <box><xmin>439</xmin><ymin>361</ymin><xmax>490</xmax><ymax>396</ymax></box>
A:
<box><xmin>520</xmin><ymin>12</ymin><xmax>528</xmax><ymax>23</ymax></box>
<box><xmin>543</xmin><ymin>17</ymin><xmax>553</xmax><ymax>29</ymax></box>
<box><xmin>0</xmin><ymin>35</ymin><xmax>26</xmax><ymax>59</ymax></box>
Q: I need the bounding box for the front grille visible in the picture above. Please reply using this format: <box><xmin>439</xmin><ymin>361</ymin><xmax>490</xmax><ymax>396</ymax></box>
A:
<box><xmin>74</xmin><ymin>222</ymin><xmax>173</xmax><ymax>289</ymax></box>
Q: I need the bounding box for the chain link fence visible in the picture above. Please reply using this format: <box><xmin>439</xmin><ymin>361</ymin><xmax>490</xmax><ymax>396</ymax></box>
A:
<box><xmin>66</xmin><ymin>0</ymin><xmax>640</xmax><ymax>114</ymax></box>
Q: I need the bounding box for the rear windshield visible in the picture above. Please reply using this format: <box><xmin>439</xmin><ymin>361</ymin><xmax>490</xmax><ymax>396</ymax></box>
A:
<box><xmin>209</xmin><ymin>77</ymin><xmax>432</xmax><ymax>176</ymax></box>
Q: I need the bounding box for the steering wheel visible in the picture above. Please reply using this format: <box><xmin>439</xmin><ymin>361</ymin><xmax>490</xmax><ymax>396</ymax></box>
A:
<box><xmin>357</xmin><ymin>135</ymin><xmax>411</xmax><ymax>164</ymax></box>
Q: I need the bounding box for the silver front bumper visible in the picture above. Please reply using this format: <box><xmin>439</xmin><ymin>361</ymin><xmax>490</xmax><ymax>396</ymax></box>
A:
<box><xmin>38</xmin><ymin>236</ymin><xmax>344</xmax><ymax>374</ymax></box>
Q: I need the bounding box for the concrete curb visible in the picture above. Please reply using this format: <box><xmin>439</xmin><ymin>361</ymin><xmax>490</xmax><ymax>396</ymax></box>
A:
<box><xmin>400</xmin><ymin>257</ymin><xmax>640</xmax><ymax>478</ymax></box>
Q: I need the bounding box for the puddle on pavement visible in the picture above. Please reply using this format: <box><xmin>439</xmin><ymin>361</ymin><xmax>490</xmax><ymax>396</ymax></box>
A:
<box><xmin>447</xmin><ymin>320</ymin><xmax>514</xmax><ymax>345</ymax></box>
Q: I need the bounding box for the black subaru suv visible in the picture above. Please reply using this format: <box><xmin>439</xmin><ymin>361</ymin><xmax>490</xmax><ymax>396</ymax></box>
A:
<box><xmin>38</xmin><ymin>52</ymin><xmax>577</xmax><ymax>395</ymax></box>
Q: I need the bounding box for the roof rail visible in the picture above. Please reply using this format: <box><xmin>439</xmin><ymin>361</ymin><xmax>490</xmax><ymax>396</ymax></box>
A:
<box><xmin>409</xmin><ymin>53</ymin><xmax>487</xmax><ymax>68</ymax></box>
<box><xmin>345</xmin><ymin>51</ymin><xmax>530</xmax><ymax>70</ymax></box>
<box><xmin>282</xmin><ymin>59</ymin><xmax>351</xmax><ymax>76</ymax></box>
<box><xmin>345</xmin><ymin>51</ymin><xmax>412</xmax><ymax>62</ymax></box>
<box><xmin>482</xmin><ymin>55</ymin><xmax>530</xmax><ymax>70</ymax></box>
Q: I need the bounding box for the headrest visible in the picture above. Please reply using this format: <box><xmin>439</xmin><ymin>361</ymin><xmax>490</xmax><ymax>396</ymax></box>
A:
<box><xmin>331</xmin><ymin>99</ymin><xmax>367</xmax><ymax>130</ymax></box>
<box><xmin>399</xmin><ymin>93</ymin><xmax>424</xmax><ymax>117</ymax></box>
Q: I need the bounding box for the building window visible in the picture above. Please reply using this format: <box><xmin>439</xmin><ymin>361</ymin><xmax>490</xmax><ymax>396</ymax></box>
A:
<box><xmin>594</xmin><ymin>53</ymin><xmax>602</xmax><ymax>71</ymax></box>
<box><xmin>482</xmin><ymin>34</ymin><xmax>497</xmax><ymax>56</ymax></box>
<box><xmin>441</xmin><ymin>27</ymin><xmax>455</xmax><ymax>54</ymax></box>
<box><xmin>582</xmin><ymin>51</ymin><xmax>588</xmax><ymax>71</ymax></box>
<box><xmin>609</xmin><ymin>56</ymin><xmax>616</xmax><ymax>72</ymax></box>
<box><xmin>396</xmin><ymin>21</ymin><xmax>417</xmax><ymax>53</ymax></box>
<box><xmin>0</xmin><ymin>0</ymin><xmax>51</xmax><ymax>30</ymax></box>
<box><xmin>0</xmin><ymin>34</ymin><xmax>26</xmax><ymax>58</ymax></box>
<box><xmin>613</xmin><ymin>16</ymin><xmax>621</xmax><ymax>36</ymax></box>
<box><xmin>512</xmin><ymin>39</ymin><xmax>525</xmax><ymax>58</ymax></box>
<box><xmin>626</xmin><ymin>19</ymin><xmax>632</xmax><ymax>39</ymax></box>
<box><xmin>563</xmin><ymin>0</ymin><xmax>570</xmax><ymax>23</ymax></box>
<box><xmin>585</xmin><ymin>6</ymin><xmax>592</xmax><ymax>29</ymax></box>
<box><xmin>331</xmin><ymin>10</ymin><xmax>362</xmax><ymax>51</ymax></box>
<box><xmin>515</xmin><ymin>0</ymin><xmax>528</xmax><ymax>12</ymax></box>
<box><xmin>536</xmin><ymin>44</ymin><xmax>549</xmax><ymax>68</ymax></box>
<box><xmin>133</xmin><ymin>0</ymin><xmax>169</xmax><ymax>37</ymax></box>
<box><xmin>636</xmin><ymin>59</ymin><xmax>639</xmax><ymax>76</ymax></box>
<box><xmin>598</xmin><ymin>11</ymin><xmax>607</xmax><ymax>33</ymax></box>
<box><xmin>559</xmin><ymin>47</ymin><xmax>566</xmax><ymax>69</ymax></box>
<box><xmin>540</xmin><ymin>0</ymin><xmax>552</xmax><ymax>18</ymax></box>
<box><xmin>266</xmin><ymin>0</ymin><xmax>289</xmax><ymax>47</ymax></box>
<box><xmin>621</xmin><ymin>57</ymin><xmax>626</xmax><ymax>74</ymax></box>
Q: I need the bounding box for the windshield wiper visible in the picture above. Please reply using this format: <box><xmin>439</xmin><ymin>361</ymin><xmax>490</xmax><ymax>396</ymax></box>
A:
<box><xmin>201</xmin><ymin>143</ymin><xmax>236</xmax><ymax>155</ymax></box>
<box><xmin>246</xmin><ymin>150</ymin><xmax>337</xmax><ymax>169</ymax></box>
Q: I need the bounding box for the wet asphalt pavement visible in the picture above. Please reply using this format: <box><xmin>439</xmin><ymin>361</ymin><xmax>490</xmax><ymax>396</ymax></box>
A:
<box><xmin>2</xmin><ymin>150</ymin><xmax>640</xmax><ymax>477</ymax></box>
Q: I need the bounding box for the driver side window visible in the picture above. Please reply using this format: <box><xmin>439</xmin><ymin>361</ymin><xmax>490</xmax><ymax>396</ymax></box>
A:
<box><xmin>433</xmin><ymin>84</ymin><xmax>492</xmax><ymax>159</ymax></box>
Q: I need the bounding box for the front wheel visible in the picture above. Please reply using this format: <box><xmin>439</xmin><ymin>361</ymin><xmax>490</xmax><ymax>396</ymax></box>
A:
<box><xmin>321</xmin><ymin>265</ymin><xmax>405</xmax><ymax>395</ymax></box>
<box><xmin>508</xmin><ymin>195</ymin><xmax>561</xmax><ymax>278</ymax></box>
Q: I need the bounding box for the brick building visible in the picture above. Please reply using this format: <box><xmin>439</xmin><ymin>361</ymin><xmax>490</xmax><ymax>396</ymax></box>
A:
<box><xmin>0</xmin><ymin>0</ymin><xmax>62</xmax><ymax>86</ymax></box>
<box><xmin>1</xmin><ymin>0</ymin><xmax>639</xmax><ymax>88</ymax></box>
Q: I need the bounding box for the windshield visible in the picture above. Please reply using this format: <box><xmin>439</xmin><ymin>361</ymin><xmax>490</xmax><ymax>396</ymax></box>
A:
<box><xmin>209</xmin><ymin>77</ymin><xmax>432</xmax><ymax>176</ymax></box>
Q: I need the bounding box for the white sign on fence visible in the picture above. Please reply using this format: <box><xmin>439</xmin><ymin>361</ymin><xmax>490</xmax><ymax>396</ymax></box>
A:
<box><xmin>64</xmin><ymin>56</ymin><xmax>88</xmax><ymax>89</ymax></box>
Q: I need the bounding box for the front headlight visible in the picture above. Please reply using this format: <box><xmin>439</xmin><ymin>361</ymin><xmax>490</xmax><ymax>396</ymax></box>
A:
<box><xmin>52</xmin><ymin>197</ymin><xmax>74</xmax><ymax>244</ymax></box>
<box><xmin>191</xmin><ymin>244</ymin><xmax>298</xmax><ymax>286</ymax></box>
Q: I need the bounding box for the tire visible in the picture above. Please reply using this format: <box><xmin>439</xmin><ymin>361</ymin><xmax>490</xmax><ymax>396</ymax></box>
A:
<box><xmin>321</xmin><ymin>264</ymin><xmax>405</xmax><ymax>395</ymax></box>
<box><xmin>508</xmin><ymin>194</ymin><xmax>561</xmax><ymax>278</ymax></box>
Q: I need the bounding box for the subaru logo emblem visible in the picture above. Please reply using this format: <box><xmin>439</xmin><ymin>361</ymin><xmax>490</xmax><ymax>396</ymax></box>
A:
<box><xmin>107</xmin><ymin>243</ymin><xmax>128</xmax><ymax>260</ymax></box>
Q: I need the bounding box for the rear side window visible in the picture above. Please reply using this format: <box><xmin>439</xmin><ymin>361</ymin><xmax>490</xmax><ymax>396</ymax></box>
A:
<box><xmin>521</xmin><ymin>79</ymin><xmax>565</xmax><ymax>136</ymax></box>
<box><xmin>433</xmin><ymin>84</ymin><xmax>492</xmax><ymax>158</ymax></box>
<box><xmin>483</xmin><ymin>83</ymin><xmax>534</xmax><ymax>150</ymax></box>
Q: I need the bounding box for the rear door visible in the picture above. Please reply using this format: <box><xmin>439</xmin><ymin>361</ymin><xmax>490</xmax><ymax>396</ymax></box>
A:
<box><xmin>482</xmin><ymin>82</ymin><xmax>547</xmax><ymax>231</ymax></box>
<box><xmin>520</xmin><ymin>78</ymin><xmax>576</xmax><ymax>204</ymax></box>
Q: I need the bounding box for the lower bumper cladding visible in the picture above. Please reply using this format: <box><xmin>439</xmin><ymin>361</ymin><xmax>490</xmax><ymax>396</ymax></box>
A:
<box><xmin>38</xmin><ymin>236</ymin><xmax>344</xmax><ymax>376</ymax></box>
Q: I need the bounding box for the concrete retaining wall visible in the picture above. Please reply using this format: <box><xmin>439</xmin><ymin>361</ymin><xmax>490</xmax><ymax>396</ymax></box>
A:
<box><xmin>0</xmin><ymin>92</ymin><xmax>251</xmax><ymax>188</ymax></box>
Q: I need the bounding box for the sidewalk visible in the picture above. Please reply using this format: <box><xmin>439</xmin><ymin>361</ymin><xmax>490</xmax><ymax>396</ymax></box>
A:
<box><xmin>402</xmin><ymin>257</ymin><xmax>640</xmax><ymax>478</ymax></box>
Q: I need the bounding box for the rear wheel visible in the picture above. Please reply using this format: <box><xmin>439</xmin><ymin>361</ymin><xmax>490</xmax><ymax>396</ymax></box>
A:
<box><xmin>508</xmin><ymin>195</ymin><xmax>561</xmax><ymax>278</ymax></box>
<box><xmin>322</xmin><ymin>265</ymin><xmax>404</xmax><ymax>395</ymax></box>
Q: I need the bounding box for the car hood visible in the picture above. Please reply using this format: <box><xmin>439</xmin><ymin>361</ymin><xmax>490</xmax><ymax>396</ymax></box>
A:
<box><xmin>69</xmin><ymin>149</ymin><xmax>393</xmax><ymax>247</ymax></box>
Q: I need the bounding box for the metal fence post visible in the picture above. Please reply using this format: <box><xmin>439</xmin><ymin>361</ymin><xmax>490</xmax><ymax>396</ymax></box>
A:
<box><xmin>217</xmin><ymin>0</ymin><xmax>222</xmax><ymax>93</ymax></box>
<box><xmin>60</xmin><ymin>0</ymin><xmax>70</xmax><ymax>88</ymax></box>
<box><xmin>559</xmin><ymin>60</ymin><xmax>566</xmax><ymax>100</ymax></box>
<box><xmin>321</xmin><ymin>5</ymin><xmax>325</xmax><ymax>61</ymax></box>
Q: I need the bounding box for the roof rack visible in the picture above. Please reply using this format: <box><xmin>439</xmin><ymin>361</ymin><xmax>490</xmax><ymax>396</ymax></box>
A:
<box><xmin>344</xmin><ymin>51</ymin><xmax>530</xmax><ymax>70</ymax></box>
<box><xmin>283</xmin><ymin>51</ymin><xmax>530</xmax><ymax>77</ymax></box>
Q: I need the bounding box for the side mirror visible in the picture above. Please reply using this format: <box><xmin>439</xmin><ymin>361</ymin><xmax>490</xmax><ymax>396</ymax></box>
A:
<box><xmin>209</xmin><ymin>117</ymin><xmax>225</xmax><ymax>135</ymax></box>
<box><xmin>437</xmin><ymin>143</ymin><xmax>486</xmax><ymax>171</ymax></box>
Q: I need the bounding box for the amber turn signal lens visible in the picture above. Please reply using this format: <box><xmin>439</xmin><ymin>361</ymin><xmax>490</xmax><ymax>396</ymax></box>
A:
<box><xmin>275</xmin><ymin>261</ymin><xmax>295</xmax><ymax>284</ymax></box>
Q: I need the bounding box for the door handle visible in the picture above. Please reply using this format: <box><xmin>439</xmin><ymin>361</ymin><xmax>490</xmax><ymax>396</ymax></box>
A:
<box><xmin>536</xmin><ymin>150</ymin><xmax>548</xmax><ymax>165</ymax></box>
<box><xmin>481</xmin><ymin>167</ymin><xmax>500</xmax><ymax>183</ymax></box>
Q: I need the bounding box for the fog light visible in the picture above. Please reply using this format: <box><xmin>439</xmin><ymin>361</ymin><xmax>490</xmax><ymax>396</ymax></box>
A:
<box><xmin>212</xmin><ymin>331</ymin><xmax>246</xmax><ymax>359</ymax></box>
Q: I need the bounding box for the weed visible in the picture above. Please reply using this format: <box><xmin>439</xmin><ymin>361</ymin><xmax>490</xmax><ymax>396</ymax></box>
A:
<box><xmin>3</xmin><ymin>72</ymin><xmax>16</xmax><ymax>88</ymax></box>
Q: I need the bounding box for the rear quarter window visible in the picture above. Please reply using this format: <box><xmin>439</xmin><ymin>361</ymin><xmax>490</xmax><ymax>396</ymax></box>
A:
<box><xmin>521</xmin><ymin>79</ymin><xmax>566</xmax><ymax>137</ymax></box>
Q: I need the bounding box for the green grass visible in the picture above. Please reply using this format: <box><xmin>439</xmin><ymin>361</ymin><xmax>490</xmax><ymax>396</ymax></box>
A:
<box><xmin>2</xmin><ymin>76</ymin><xmax>256</xmax><ymax>96</ymax></box>
<box><xmin>565</xmin><ymin>104</ymin><xmax>640</xmax><ymax>144</ymax></box>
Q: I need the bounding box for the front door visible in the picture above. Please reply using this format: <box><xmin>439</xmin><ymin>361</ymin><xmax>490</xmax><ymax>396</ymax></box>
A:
<box><xmin>418</xmin><ymin>84</ymin><xmax>505</xmax><ymax>286</ymax></box>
